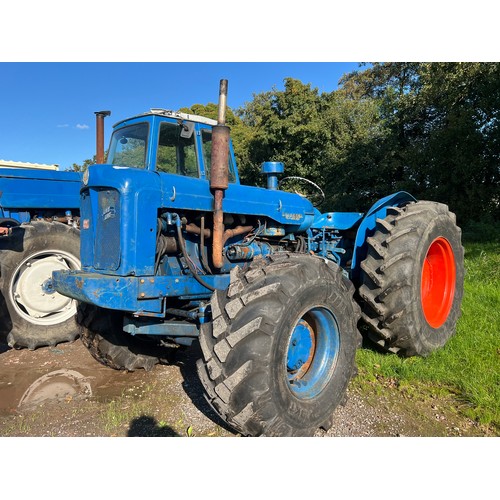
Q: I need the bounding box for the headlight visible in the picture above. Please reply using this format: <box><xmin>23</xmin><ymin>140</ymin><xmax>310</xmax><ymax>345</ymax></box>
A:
<box><xmin>83</xmin><ymin>168</ymin><xmax>89</xmax><ymax>185</ymax></box>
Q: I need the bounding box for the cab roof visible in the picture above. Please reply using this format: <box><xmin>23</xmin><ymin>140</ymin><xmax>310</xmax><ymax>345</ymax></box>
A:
<box><xmin>113</xmin><ymin>109</ymin><xmax>218</xmax><ymax>128</ymax></box>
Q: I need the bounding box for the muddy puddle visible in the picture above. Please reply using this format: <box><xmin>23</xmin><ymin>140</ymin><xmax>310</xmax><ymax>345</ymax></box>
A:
<box><xmin>0</xmin><ymin>340</ymin><xmax>156</xmax><ymax>415</ymax></box>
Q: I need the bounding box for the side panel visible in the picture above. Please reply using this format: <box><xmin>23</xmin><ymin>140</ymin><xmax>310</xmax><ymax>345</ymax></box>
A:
<box><xmin>52</xmin><ymin>271</ymin><xmax>231</xmax><ymax>315</ymax></box>
<box><xmin>0</xmin><ymin>168</ymin><xmax>82</xmax><ymax>211</ymax></box>
<box><xmin>159</xmin><ymin>173</ymin><xmax>316</xmax><ymax>231</ymax></box>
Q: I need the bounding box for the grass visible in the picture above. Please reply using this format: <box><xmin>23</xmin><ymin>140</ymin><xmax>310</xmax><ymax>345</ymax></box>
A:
<box><xmin>101</xmin><ymin>382</ymin><xmax>166</xmax><ymax>434</ymax></box>
<box><xmin>355</xmin><ymin>234</ymin><xmax>500</xmax><ymax>432</ymax></box>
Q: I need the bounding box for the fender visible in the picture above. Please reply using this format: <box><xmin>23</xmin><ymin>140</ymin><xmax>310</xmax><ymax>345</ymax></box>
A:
<box><xmin>350</xmin><ymin>191</ymin><xmax>417</xmax><ymax>283</ymax></box>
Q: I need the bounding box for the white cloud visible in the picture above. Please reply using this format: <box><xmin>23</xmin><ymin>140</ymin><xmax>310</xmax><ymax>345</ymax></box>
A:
<box><xmin>57</xmin><ymin>124</ymin><xmax>69</xmax><ymax>128</ymax></box>
<box><xmin>76</xmin><ymin>124</ymin><xmax>89</xmax><ymax>130</ymax></box>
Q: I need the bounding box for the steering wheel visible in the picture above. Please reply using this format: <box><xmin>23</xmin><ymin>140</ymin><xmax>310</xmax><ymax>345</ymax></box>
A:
<box><xmin>0</xmin><ymin>218</ymin><xmax>20</xmax><ymax>228</ymax></box>
<box><xmin>278</xmin><ymin>176</ymin><xmax>325</xmax><ymax>207</ymax></box>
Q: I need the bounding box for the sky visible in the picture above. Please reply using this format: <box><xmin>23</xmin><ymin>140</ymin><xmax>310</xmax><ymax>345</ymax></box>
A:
<box><xmin>1</xmin><ymin>2</ymin><xmax>495</xmax><ymax>171</ymax></box>
<box><xmin>0</xmin><ymin>62</ymin><xmax>359</xmax><ymax>170</ymax></box>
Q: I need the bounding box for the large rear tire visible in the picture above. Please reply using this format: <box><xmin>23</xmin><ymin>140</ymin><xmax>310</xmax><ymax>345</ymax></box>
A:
<box><xmin>197</xmin><ymin>253</ymin><xmax>360</xmax><ymax>437</ymax></box>
<box><xmin>0</xmin><ymin>221</ymin><xmax>81</xmax><ymax>349</ymax></box>
<box><xmin>358</xmin><ymin>201</ymin><xmax>464</xmax><ymax>356</ymax></box>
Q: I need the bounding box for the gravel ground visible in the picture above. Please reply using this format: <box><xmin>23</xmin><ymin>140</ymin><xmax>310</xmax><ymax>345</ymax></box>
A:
<box><xmin>0</xmin><ymin>338</ymin><xmax>493</xmax><ymax>438</ymax></box>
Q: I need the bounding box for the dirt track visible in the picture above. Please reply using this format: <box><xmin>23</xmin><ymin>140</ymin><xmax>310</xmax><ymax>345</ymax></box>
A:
<box><xmin>0</xmin><ymin>339</ymin><xmax>493</xmax><ymax>437</ymax></box>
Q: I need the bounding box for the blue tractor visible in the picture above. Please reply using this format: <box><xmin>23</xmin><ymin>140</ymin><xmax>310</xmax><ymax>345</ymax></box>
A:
<box><xmin>53</xmin><ymin>81</ymin><xmax>464</xmax><ymax>437</ymax></box>
<box><xmin>0</xmin><ymin>112</ymin><xmax>111</xmax><ymax>350</ymax></box>
<box><xmin>0</xmin><ymin>166</ymin><xmax>82</xmax><ymax>349</ymax></box>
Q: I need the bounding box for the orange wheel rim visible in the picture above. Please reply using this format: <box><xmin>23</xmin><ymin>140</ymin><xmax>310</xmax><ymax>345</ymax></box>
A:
<box><xmin>421</xmin><ymin>237</ymin><xmax>456</xmax><ymax>328</ymax></box>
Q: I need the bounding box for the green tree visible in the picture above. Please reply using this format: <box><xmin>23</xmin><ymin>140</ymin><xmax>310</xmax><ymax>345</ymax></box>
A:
<box><xmin>238</xmin><ymin>79</ymin><xmax>329</xmax><ymax>186</ymax></box>
<box><xmin>237</xmin><ymin>77</ymin><xmax>386</xmax><ymax>211</ymax></box>
<box><xmin>415</xmin><ymin>63</ymin><xmax>500</xmax><ymax>223</ymax></box>
<box><xmin>320</xmin><ymin>91</ymin><xmax>389</xmax><ymax>211</ymax></box>
<box><xmin>68</xmin><ymin>155</ymin><xmax>97</xmax><ymax>172</ymax></box>
<box><xmin>339</xmin><ymin>62</ymin><xmax>500</xmax><ymax>224</ymax></box>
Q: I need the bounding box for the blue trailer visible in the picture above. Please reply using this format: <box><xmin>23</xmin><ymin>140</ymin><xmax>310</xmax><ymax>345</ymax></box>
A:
<box><xmin>52</xmin><ymin>82</ymin><xmax>465</xmax><ymax>436</ymax></box>
<box><xmin>0</xmin><ymin>165</ymin><xmax>82</xmax><ymax>349</ymax></box>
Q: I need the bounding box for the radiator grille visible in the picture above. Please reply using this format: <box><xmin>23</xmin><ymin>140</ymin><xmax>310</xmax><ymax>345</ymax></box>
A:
<box><xmin>94</xmin><ymin>188</ymin><xmax>121</xmax><ymax>270</ymax></box>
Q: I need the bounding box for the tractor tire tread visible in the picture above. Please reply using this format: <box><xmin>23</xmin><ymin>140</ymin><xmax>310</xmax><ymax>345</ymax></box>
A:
<box><xmin>197</xmin><ymin>253</ymin><xmax>360</xmax><ymax>436</ymax></box>
<box><xmin>78</xmin><ymin>303</ymin><xmax>160</xmax><ymax>371</ymax></box>
<box><xmin>358</xmin><ymin>201</ymin><xmax>464</xmax><ymax>357</ymax></box>
<box><xmin>0</xmin><ymin>221</ymin><xmax>80</xmax><ymax>349</ymax></box>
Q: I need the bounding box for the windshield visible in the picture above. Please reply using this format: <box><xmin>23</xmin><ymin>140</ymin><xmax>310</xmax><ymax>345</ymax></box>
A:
<box><xmin>108</xmin><ymin>122</ymin><xmax>149</xmax><ymax>169</ymax></box>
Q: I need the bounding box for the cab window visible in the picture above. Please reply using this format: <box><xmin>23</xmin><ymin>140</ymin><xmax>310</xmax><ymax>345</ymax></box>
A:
<box><xmin>157</xmin><ymin>121</ymin><xmax>198</xmax><ymax>177</ymax></box>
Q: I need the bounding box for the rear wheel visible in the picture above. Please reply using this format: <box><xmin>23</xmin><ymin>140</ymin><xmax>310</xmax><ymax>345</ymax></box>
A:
<box><xmin>358</xmin><ymin>201</ymin><xmax>464</xmax><ymax>356</ymax></box>
<box><xmin>197</xmin><ymin>253</ymin><xmax>360</xmax><ymax>437</ymax></box>
<box><xmin>0</xmin><ymin>221</ymin><xmax>81</xmax><ymax>349</ymax></box>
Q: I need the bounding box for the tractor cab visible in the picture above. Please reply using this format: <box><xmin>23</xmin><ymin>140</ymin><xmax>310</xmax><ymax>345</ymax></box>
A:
<box><xmin>106</xmin><ymin>110</ymin><xmax>238</xmax><ymax>183</ymax></box>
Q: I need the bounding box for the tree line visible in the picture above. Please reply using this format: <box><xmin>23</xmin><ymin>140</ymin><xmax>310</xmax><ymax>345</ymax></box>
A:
<box><xmin>74</xmin><ymin>63</ymin><xmax>500</xmax><ymax>225</ymax></box>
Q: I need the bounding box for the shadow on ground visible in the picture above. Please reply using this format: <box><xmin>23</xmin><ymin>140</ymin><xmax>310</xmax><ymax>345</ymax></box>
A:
<box><xmin>175</xmin><ymin>344</ymin><xmax>237</xmax><ymax>436</ymax></box>
<box><xmin>127</xmin><ymin>415</ymin><xmax>179</xmax><ymax>437</ymax></box>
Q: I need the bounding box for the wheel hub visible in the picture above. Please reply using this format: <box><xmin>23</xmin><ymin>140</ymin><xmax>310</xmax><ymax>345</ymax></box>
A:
<box><xmin>287</xmin><ymin>320</ymin><xmax>316</xmax><ymax>380</ymax></box>
<box><xmin>286</xmin><ymin>308</ymin><xmax>340</xmax><ymax>399</ymax></box>
<box><xmin>421</xmin><ymin>237</ymin><xmax>456</xmax><ymax>329</ymax></box>
<box><xmin>11</xmin><ymin>251</ymin><xmax>79</xmax><ymax>325</ymax></box>
<box><xmin>41</xmin><ymin>278</ymin><xmax>57</xmax><ymax>294</ymax></box>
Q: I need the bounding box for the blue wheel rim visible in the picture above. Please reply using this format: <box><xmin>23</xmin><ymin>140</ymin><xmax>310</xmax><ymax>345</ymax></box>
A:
<box><xmin>286</xmin><ymin>307</ymin><xmax>340</xmax><ymax>399</ymax></box>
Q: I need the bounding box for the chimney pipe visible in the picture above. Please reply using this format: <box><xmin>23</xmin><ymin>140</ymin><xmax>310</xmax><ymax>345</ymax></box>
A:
<box><xmin>95</xmin><ymin>110</ymin><xmax>111</xmax><ymax>164</ymax></box>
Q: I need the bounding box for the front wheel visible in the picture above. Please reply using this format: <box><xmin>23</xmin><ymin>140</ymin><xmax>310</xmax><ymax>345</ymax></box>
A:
<box><xmin>77</xmin><ymin>303</ymin><xmax>162</xmax><ymax>371</ymax></box>
<box><xmin>197</xmin><ymin>253</ymin><xmax>360</xmax><ymax>437</ymax></box>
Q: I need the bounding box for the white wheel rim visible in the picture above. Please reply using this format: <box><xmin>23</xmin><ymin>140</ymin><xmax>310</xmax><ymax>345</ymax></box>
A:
<box><xmin>10</xmin><ymin>249</ymin><xmax>80</xmax><ymax>326</ymax></box>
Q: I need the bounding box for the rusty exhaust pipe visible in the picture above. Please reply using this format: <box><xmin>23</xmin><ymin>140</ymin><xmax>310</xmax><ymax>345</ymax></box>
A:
<box><xmin>210</xmin><ymin>80</ymin><xmax>230</xmax><ymax>269</ymax></box>
<box><xmin>94</xmin><ymin>110</ymin><xmax>111</xmax><ymax>164</ymax></box>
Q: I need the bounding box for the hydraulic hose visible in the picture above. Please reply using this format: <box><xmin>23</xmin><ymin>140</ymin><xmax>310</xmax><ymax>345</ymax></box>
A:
<box><xmin>199</xmin><ymin>216</ymin><xmax>212</xmax><ymax>274</ymax></box>
<box><xmin>175</xmin><ymin>219</ymin><xmax>216</xmax><ymax>292</ymax></box>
